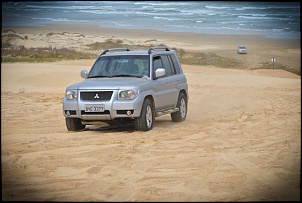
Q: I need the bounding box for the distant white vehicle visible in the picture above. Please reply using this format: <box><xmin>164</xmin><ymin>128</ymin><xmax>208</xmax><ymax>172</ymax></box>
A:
<box><xmin>237</xmin><ymin>45</ymin><xmax>247</xmax><ymax>54</ymax></box>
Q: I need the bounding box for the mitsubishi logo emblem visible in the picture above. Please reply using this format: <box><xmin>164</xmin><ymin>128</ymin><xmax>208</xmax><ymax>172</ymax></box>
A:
<box><xmin>94</xmin><ymin>94</ymin><xmax>99</xmax><ymax>99</ymax></box>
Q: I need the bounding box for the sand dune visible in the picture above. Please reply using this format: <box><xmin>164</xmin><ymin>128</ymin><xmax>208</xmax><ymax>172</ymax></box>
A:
<box><xmin>1</xmin><ymin>60</ymin><xmax>300</xmax><ymax>201</ymax></box>
<box><xmin>1</xmin><ymin>24</ymin><xmax>301</xmax><ymax>201</ymax></box>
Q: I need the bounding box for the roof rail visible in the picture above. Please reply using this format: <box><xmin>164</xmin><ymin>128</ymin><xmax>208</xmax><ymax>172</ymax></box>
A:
<box><xmin>148</xmin><ymin>46</ymin><xmax>170</xmax><ymax>54</ymax></box>
<box><xmin>100</xmin><ymin>48</ymin><xmax>130</xmax><ymax>55</ymax></box>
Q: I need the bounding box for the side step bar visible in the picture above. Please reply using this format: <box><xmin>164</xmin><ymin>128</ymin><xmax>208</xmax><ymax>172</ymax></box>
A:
<box><xmin>156</xmin><ymin>107</ymin><xmax>179</xmax><ymax>117</ymax></box>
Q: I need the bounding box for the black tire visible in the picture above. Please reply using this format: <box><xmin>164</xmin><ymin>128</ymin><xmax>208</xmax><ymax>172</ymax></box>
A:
<box><xmin>171</xmin><ymin>92</ymin><xmax>187</xmax><ymax>122</ymax></box>
<box><xmin>135</xmin><ymin>98</ymin><xmax>155</xmax><ymax>131</ymax></box>
<box><xmin>65</xmin><ymin>118</ymin><xmax>86</xmax><ymax>131</ymax></box>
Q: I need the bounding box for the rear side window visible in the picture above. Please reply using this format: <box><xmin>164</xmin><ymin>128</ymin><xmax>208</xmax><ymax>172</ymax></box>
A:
<box><xmin>170</xmin><ymin>54</ymin><xmax>182</xmax><ymax>74</ymax></box>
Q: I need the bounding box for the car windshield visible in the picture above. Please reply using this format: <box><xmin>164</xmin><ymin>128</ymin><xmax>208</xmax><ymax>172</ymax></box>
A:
<box><xmin>239</xmin><ymin>46</ymin><xmax>246</xmax><ymax>49</ymax></box>
<box><xmin>88</xmin><ymin>55</ymin><xmax>149</xmax><ymax>78</ymax></box>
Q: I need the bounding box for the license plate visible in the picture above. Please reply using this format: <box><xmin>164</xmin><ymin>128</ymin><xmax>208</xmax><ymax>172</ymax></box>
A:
<box><xmin>85</xmin><ymin>104</ymin><xmax>105</xmax><ymax>112</ymax></box>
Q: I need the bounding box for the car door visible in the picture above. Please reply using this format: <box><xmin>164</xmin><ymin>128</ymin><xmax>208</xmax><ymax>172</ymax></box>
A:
<box><xmin>152</xmin><ymin>55</ymin><xmax>179</xmax><ymax>110</ymax></box>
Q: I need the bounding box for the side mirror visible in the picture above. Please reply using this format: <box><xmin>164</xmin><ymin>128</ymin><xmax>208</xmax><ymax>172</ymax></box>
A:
<box><xmin>155</xmin><ymin>68</ymin><xmax>166</xmax><ymax>78</ymax></box>
<box><xmin>81</xmin><ymin>70</ymin><xmax>88</xmax><ymax>78</ymax></box>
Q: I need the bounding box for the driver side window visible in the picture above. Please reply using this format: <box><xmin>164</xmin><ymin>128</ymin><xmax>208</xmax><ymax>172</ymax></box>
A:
<box><xmin>153</xmin><ymin>56</ymin><xmax>163</xmax><ymax>71</ymax></box>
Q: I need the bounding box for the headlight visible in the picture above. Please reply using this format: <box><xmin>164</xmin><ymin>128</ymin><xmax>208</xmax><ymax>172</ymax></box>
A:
<box><xmin>118</xmin><ymin>90</ymin><xmax>137</xmax><ymax>100</ymax></box>
<box><xmin>66</xmin><ymin>90</ymin><xmax>77</xmax><ymax>100</ymax></box>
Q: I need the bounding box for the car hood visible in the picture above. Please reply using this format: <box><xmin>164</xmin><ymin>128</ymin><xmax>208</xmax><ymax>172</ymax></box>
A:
<box><xmin>67</xmin><ymin>77</ymin><xmax>150</xmax><ymax>90</ymax></box>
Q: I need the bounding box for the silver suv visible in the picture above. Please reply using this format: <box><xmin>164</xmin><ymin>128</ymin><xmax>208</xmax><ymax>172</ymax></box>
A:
<box><xmin>63</xmin><ymin>46</ymin><xmax>189</xmax><ymax>131</ymax></box>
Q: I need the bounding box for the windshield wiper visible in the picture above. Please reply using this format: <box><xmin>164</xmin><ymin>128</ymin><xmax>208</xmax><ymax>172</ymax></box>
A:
<box><xmin>88</xmin><ymin>75</ymin><xmax>111</xmax><ymax>78</ymax></box>
<box><xmin>111</xmin><ymin>74</ymin><xmax>142</xmax><ymax>78</ymax></box>
<box><xmin>89</xmin><ymin>74</ymin><xmax>143</xmax><ymax>78</ymax></box>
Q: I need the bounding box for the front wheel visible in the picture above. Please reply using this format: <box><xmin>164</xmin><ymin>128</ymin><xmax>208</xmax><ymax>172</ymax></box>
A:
<box><xmin>171</xmin><ymin>92</ymin><xmax>187</xmax><ymax>122</ymax></box>
<box><xmin>66</xmin><ymin>118</ymin><xmax>86</xmax><ymax>131</ymax></box>
<box><xmin>135</xmin><ymin>98</ymin><xmax>155</xmax><ymax>131</ymax></box>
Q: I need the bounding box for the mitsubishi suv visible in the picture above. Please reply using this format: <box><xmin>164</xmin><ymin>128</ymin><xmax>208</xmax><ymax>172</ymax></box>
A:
<box><xmin>63</xmin><ymin>46</ymin><xmax>189</xmax><ymax>131</ymax></box>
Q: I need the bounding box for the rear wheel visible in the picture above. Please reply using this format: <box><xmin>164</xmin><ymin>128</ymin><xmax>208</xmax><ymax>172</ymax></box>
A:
<box><xmin>171</xmin><ymin>92</ymin><xmax>187</xmax><ymax>122</ymax></box>
<box><xmin>66</xmin><ymin>118</ymin><xmax>86</xmax><ymax>131</ymax></box>
<box><xmin>135</xmin><ymin>98</ymin><xmax>154</xmax><ymax>131</ymax></box>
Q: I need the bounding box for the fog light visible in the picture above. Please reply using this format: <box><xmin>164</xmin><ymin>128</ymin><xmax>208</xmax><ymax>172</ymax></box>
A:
<box><xmin>127</xmin><ymin>110</ymin><xmax>132</xmax><ymax>116</ymax></box>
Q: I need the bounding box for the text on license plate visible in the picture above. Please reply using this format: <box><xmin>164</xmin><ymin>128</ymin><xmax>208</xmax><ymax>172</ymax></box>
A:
<box><xmin>85</xmin><ymin>105</ymin><xmax>105</xmax><ymax>112</ymax></box>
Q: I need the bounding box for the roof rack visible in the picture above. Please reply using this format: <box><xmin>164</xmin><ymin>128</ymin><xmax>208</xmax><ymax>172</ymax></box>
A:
<box><xmin>148</xmin><ymin>46</ymin><xmax>170</xmax><ymax>54</ymax></box>
<box><xmin>100</xmin><ymin>48</ymin><xmax>130</xmax><ymax>55</ymax></box>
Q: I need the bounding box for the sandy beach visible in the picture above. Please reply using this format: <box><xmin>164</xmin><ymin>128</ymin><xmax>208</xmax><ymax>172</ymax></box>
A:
<box><xmin>1</xmin><ymin>24</ymin><xmax>301</xmax><ymax>201</ymax></box>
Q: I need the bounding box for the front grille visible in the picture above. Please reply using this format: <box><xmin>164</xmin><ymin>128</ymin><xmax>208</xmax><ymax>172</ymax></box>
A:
<box><xmin>81</xmin><ymin>91</ymin><xmax>113</xmax><ymax>101</ymax></box>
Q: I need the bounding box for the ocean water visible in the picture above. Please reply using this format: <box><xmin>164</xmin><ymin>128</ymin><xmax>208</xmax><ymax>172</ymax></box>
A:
<box><xmin>2</xmin><ymin>1</ymin><xmax>300</xmax><ymax>39</ymax></box>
